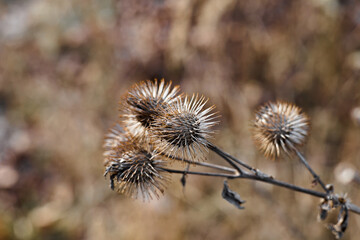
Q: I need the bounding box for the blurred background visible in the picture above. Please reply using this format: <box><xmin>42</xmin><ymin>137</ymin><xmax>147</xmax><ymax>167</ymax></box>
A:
<box><xmin>1</xmin><ymin>0</ymin><xmax>360</xmax><ymax>239</ymax></box>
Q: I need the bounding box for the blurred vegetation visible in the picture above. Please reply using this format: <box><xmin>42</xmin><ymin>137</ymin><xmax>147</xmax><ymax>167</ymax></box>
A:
<box><xmin>1</xmin><ymin>0</ymin><xmax>360</xmax><ymax>239</ymax></box>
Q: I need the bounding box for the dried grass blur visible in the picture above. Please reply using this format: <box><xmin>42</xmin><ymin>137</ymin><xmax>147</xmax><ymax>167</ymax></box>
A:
<box><xmin>1</xmin><ymin>0</ymin><xmax>360</xmax><ymax>239</ymax></box>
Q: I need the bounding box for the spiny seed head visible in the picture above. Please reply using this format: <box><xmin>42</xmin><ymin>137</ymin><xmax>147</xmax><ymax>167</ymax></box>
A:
<box><xmin>252</xmin><ymin>101</ymin><xmax>310</xmax><ymax>159</ymax></box>
<box><xmin>104</xmin><ymin>140</ymin><xmax>169</xmax><ymax>200</ymax></box>
<box><xmin>120</xmin><ymin>79</ymin><xmax>180</xmax><ymax>142</ymax></box>
<box><xmin>151</xmin><ymin>94</ymin><xmax>218</xmax><ymax>161</ymax></box>
<box><xmin>103</xmin><ymin>123</ymin><xmax>129</xmax><ymax>166</ymax></box>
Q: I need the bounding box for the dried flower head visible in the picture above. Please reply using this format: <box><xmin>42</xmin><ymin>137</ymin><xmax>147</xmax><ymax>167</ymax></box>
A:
<box><xmin>120</xmin><ymin>79</ymin><xmax>180</xmax><ymax>142</ymax></box>
<box><xmin>151</xmin><ymin>95</ymin><xmax>218</xmax><ymax>161</ymax></box>
<box><xmin>104</xmin><ymin>141</ymin><xmax>169</xmax><ymax>200</ymax></box>
<box><xmin>252</xmin><ymin>101</ymin><xmax>310</xmax><ymax>159</ymax></box>
<box><xmin>103</xmin><ymin>124</ymin><xmax>129</xmax><ymax>165</ymax></box>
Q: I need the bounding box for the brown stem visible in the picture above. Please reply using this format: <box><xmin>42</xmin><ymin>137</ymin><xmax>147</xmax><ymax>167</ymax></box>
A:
<box><xmin>161</xmin><ymin>167</ymin><xmax>360</xmax><ymax>215</ymax></box>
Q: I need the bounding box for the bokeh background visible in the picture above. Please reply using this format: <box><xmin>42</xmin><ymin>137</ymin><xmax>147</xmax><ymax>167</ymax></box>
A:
<box><xmin>1</xmin><ymin>0</ymin><xmax>360</xmax><ymax>239</ymax></box>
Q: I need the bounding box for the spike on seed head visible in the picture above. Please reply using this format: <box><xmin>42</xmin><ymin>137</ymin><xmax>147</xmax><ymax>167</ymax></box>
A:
<box><xmin>120</xmin><ymin>79</ymin><xmax>181</xmax><ymax>142</ymax></box>
<box><xmin>104</xmin><ymin>139</ymin><xmax>169</xmax><ymax>200</ymax></box>
<box><xmin>252</xmin><ymin>101</ymin><xmax>310</xmax><ymax>159</ymax></box>
<box><xmin>103</xmin><ymin>123</ymin><xmax>130</xmax><ymax>166</ymax></box>
<box><xmin>151</xmin><ymin>94</ymin><xmax>218</xmax><ymax>162</ymax></box>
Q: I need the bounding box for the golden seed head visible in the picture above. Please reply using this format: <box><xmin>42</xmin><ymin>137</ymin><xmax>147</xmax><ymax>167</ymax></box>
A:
<box><xmin>104</xmin><ymin>138</ymin><xmax>169</xmax><ymax>200</ymax></box>
<box><xmin>151</xmin><ymin>94</ymin><xmax>218</xmax><ymax>161</ymax></box>
<box><xmin>103</xmin><ymin>123</ymin><xmax>129</xmax><ymax>166</ymax></box>
<box><xmin>120</xmin><ymin>79</ymin><xmax>181</xmax><ymax>142</ymax></box>
<box><xmin>252</xmin><ymin>101</ymin><xmax>310</xmax><ymax>159</ymax></box>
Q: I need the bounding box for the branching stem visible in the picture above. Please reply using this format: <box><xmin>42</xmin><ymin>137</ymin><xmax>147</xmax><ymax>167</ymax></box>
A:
<box><xmin>160</xmin><ymin>144</ymin><xmax>360</xmax><ymax>217</ymax></box>
<box><xmin>161</xmin><ymin>167</ymin><xmax>360</xmax><ymax>215</ymax></box>
<box><xmin>295</xmin><ymin>150</ymin><xmax>329</xmax><ymax>193</ymax></box>
<box><xmin>162</xmin><ymin>153</ymin><xmax>236</xmax><ymax>173</ymax></box>
<box><xmin>207</xmin><ymin>143</ymin><xmax>244</xmax><ymax>175</ymax></box>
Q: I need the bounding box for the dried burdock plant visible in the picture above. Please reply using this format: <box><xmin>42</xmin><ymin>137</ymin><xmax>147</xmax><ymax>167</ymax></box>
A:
<box><xmin>104</xmin><ymin>137</ymin><xmax>169</xmax><ymax>200</ymax></box>
<box><xmin>120</xmin><ymin>79</ymin><xmax>180</xmax><ymax>143</ymax></box>
<box><xmin>252</xmin><ymin>101</ymin><xmax>310</xmax><ymax>159</ymax></box>
<box><xmin>252</xmin><ymin>101</ymin><xmax>329</xmax><ymax>192</ymax></box>
<box><xmin>103</xmin><ymin>123</ymin><xmax>128</xmax><ymax>166</ymax></box>
<box><xmin>151</xmin><ymin>95</ymin><xmax>218</xmax><ymax>161</ymax></box>
<box><xmin>319</xmin><ymin>194</ymin><xmax>350</xmax><ymax>239</ymax></box>
<box><xmin>104</xmin><ymin>79</ymin><xmax>360</xmax><ymax>238</ymax></box>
